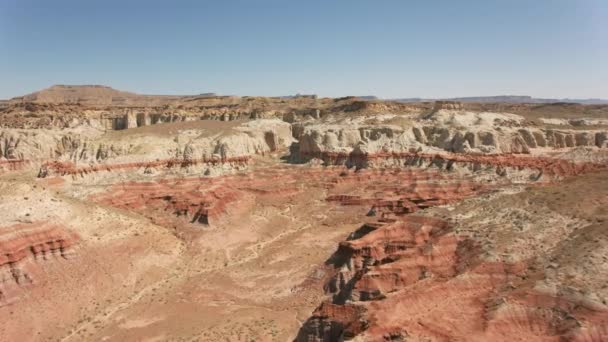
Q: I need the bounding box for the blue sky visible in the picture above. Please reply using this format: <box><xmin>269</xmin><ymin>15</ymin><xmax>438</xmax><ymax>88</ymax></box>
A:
<box><xmin>0</xmin><ymin>0</ymin><xmax>606</xmax><ymax>99</ymax></box>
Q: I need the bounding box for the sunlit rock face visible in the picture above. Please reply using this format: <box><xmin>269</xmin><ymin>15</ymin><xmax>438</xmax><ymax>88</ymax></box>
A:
<box><xmin>1</xmin><ymin>91</ymin><xmax>608</xmax><ymax>341</ymax></box>
<box><xmin>297</xmin><ymin>215</ymin><xmax>608</xmax><ymax>341</ymax></box>
<box><xmin>0</xmin><ymin>222</ymin><xmax>79</xmax><ymax>307</ymax></box>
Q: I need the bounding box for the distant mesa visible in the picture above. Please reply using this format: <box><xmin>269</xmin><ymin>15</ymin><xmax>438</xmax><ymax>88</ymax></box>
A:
<box><xmin>393</xmin><ymin>95</ymin><xmax>608</xmax><ymax>105</ymax></box>
<box><xmin>14</xmin><ymin>84</ymin><xmax>140</xmax><ymax>105</ymax></box>
<box><xmin>3</xmin><ymin>85</ymin><xmax>607</xmax><ymax>105</ymax></box>
<box><xmin>5</xmin><ymin>85</ymin><xmax>209</xmax><ymax>107</ymax></box>
<box><xmin>279</xmin><ymin>93</ymin><xmax>318</xmax><ymax>99</ymax></box>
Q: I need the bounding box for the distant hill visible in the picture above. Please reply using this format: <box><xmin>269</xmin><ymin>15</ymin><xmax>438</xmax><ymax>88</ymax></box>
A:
<box><xmin>279</xmin><ymin>94</ymin><xmax>318</xmax><ymax>99</ymax></box>
<box><xmin>392</xmin><ymin>95</ymin><xmax>608</xmax><ymax>105</ymax></box>
<box><xmin>5</xmin><ymin>85</ymin><xmax>607</xmax><ymax>106</ymax></box>
<box><xmin>7</xmin><ymin>85</ymin><xmax>185</xmax><ymax>106</ymax></box>
<box><xmin>354</xmin><ymin>96</ymin><xmax>379</xmax><ymax>101</ymax></box>
<box><xmin>13</xmin><ymin>85</ymin><xmax>138</xmax><ymax>105</ymax></box>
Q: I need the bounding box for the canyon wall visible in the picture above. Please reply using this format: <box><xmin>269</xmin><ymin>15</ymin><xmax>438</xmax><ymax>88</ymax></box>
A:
<box><xmin>1</xmin><ymin>119</ymin><xmax>294</xmax><ymax>178</ymax></box>
<box><xmin>297</xmin><ymin>215</ymin><xmax>608</xmax><ymax>341</ymax></box>
<box><xmin>295</xmin><ymin>117</ymin><xmax>608</xmax><ymax>162</ymax></box>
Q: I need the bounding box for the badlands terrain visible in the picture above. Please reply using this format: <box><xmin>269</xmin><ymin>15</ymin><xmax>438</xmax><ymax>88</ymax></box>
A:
<box><xmin>1</xmin><ymin>85</ymin><xmax>607</xmax><ymax>341</ymax></box>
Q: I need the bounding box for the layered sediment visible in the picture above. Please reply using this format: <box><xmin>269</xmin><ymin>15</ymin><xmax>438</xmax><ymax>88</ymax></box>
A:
<box><xmin>299</xmin><ymin>150</ymin><xmax>606</xmax><ymax>178</ymax></box>
<box><xmin>1</xmin><ymin>89</ymin><xmax>608</xmax><ymax>341</ymax></box>
<box><xmin>0</xmin><ymin>222</ymin><xmax>78</xmax><ymax>307</ymax></box>
<box><xmin>38</xmin><ymin>156</ymin><xmax>251</xmax><ymax>178</ymax></box>
<box><xmin>298</xmin><ymin>215</ymin><xmax>608</xmax><ymax>341</ymax></box>
<box><xmin>90</xmin><ymin>164</ymin><xmax>490</xmax><ymax>230</ymax></box>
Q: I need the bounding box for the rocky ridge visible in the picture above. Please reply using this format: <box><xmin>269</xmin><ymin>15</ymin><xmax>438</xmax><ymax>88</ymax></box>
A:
<box><xmin>0</xmin><ymin>222</ymin><xmax>79</xmax><ymax>307</ymax></box>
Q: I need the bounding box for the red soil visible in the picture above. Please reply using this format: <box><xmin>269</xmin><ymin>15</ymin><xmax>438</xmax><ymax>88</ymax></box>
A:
<box><xmin>88</xmin><ymin>163</ymin><xmax>608</xmax><ymax>341</ymax></box>
<box><xmin>38</xmin><ymin>156</ymin><xmax>251</xmax><ymax>177</ymax></box>
<box><xmin>92</xmin><ymin>178</ymin><xmax>246</xmax><ymax>226</ymax></box>
<box><xmin>0</xmin><ymin>221</ymin><xmax>79</xmax><ymax>306</ymax></box>
<box><xmin>297</xmin><ymin>216</ymin><xmax>608</xmax><ymax>341</ymax></box>
<box><xmin>91</xmin><ymin>166</ymin><xmax>488</xmax><ymax>228</ymax></box>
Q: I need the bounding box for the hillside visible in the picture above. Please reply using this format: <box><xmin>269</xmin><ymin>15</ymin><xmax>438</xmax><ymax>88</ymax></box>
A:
<box><xmin>8</xmin><ymin>85</ymin><xmax>183</xmax><ymax>106</ymax></box>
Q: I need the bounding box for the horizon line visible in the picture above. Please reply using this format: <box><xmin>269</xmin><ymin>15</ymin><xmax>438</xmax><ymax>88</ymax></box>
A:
<box><xmin>2</xmin><ymin>84</ymin><xmax>607</xmax><ymax>103</ymax></box>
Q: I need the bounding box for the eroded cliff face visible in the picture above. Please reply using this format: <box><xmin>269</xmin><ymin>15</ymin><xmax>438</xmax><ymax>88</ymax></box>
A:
<box><xmin>0</xmin><ymin>222</ymin><xmax>79</xmax><ymax>307</ymax></box>
<box><xmin>294</xmin><ymin>111</ymin><xmax>608</xmax><ymax>163</ymax></box>
<box><xmin>91</xmin><ymin>177</ymin><xmax>251</xmax><ymax>227</ymax></box>
<box><xmin>1</xmin><ymin>119</ymin><xmax>294</xmax><ymax>179</ymax></box>
<box><xmin>297</xmin><ymin>215</ymin><xmax>608</xmax><ymax>342</ymax></box>
<box><xmin>89</xmin><ymin>166</ymin><xmax>488</xmax><ymax>230</ymax></box>
<box><xmin>80</xmin><ymin>155</ymin><xmax>608</xmax><ymax>341</ymax></box>
<box><xmin>1</xmin><ymin>97</ymin><xmax>608</xmax><ymax>341</ymax></box>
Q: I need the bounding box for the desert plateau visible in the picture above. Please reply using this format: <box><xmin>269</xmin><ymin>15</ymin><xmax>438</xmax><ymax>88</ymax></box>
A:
<box><xmin>0</xmin><ymin>85</ymin><xmax>607</xmax><ymax>341</ymax></box>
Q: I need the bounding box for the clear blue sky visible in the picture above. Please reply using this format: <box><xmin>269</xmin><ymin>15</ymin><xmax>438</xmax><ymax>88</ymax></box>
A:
<box><xmin>1</xmin><ymin>0</ymin><xmax>606</xmax><ymax>99</ymax></box>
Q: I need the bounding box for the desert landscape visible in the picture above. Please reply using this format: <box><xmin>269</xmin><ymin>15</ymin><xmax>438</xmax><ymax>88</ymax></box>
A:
<box><xmin>0</xmin><ymin>85</ymin><xmax>606</xmax><ymax>341</ymax></box>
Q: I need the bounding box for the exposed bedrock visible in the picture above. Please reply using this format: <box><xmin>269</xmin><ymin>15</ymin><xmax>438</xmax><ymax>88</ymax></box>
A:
<box><xmin>297</xmin><ymin>216</ymin><xmax>608</xmax><ymax>341</ymax></box>
<box><xmin>0</xmin><ymin>129</ymin><xmax>120</xmax><ymax>167</ymax></box>
<box><xmin>0</xmin><ymin>119</ymin><xmax>293</xmax><ymax>177</ymax></box>
<box><xmin>38</xmin><ymin>155</ymin><xmax>251</xmax><ymax>178</ymax></box>
<box><xmin>89</xmin><ymin>166</ymin><xmax>335</xmax><ymax>229</ymax></box>
<box><xmin>91</xmin><ymin>177</ymin><xmax>250</xmax><ymax>227</ymax></box>
<box><xmin>295</xmin><ymin>302</ymin><xmax>368</xmax><ymax>341</ymax></box>
<box><xmin>294</xmin><ymin>117</ymin><xmax>608</xmax><ymax>160</ymax></box>
<box><xmin>1</xmin><ymin>103</ymin><xmax>287</xmax><ymax>130</ymax></box>
<box><xmin>0</xmin><ymin>222</ymin><xmax>79</xmax><ymax>307</ymax></box>
<box><xmin>0</xmin><ymin>159</ymin><xmax>30</xmax><ymax>173</ymax></box>
<box><xmin>109</xmin><ymin>110</ymin><xmax>271</xmax><ymax>130</ymax></box>
<box><xmin>4</xmin><ymin>89</ymin><xmax>608</xmax><ymax>341</ymax></box>
<box><xmin>298</xmin><ymin>149</ymin><xmax>605</xmax><ymax>182</ymax></box>
<box><xmin>325</xmin><ymin>171</ymin><xmax>488</xmax><ymax>217</ymax></box>
<box><xmin>90</xmin><ymin>165</ymin><xmax>488</xmax><ymax>229</ymax></box>
<box><xmin>324</xmin><ymin>216</ymin><xmax>460</xmax><ymax>304</ymax></box>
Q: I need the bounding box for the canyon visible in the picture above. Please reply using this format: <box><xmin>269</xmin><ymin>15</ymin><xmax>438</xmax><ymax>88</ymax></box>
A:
<box><xmin>0</xmin><ymin>85</ymin><xmax>607</xmax><ymax>341</ymax></box>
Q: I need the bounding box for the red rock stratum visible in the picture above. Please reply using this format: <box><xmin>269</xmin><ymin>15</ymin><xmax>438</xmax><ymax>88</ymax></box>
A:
<box><xmin>1</xmin><ymin>90</ymin><xmax>607</xmax><ymax>341</ymax></box>
<box><xmin>297</xmin><ymin>215</ymin><xmax>608</xmax><ymax>341</ymax></box>
<box><xmin>0</xmin><ymin>222</ymin><xmax>79</xmax><ymax>307</ymax></box>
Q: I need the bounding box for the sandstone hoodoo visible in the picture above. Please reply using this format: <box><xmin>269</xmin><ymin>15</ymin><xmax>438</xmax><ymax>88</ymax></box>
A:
<box><xmin>1</xmin><ymin>88</ymin><xmax>607</xmax><ymax>341</ymax></box>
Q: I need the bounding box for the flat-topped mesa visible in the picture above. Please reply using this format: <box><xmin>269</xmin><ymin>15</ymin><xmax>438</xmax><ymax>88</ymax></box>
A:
<box><xmin>0</xmin><ymin>222</ymin><xmax>79</xmax><ymax>306</ymax></box>
<box><xmin>109</xmin><ymin>110</ymin><xmax>206</xmax><ymax>130</ymax></box>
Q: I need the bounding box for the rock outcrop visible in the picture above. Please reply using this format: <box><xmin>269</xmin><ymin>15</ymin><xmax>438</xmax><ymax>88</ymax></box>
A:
<box><xmin>91</xmin><ymin>177</ymin><xmax>250</xmax><ymax>227</ymax></box>
<box><xmin>298</xmin><ymin>149</ymin><xmax>605</xmax><ymax>181</ymax></box>
<box><xmin>0</xmin><ymin>222</ymin><xmax>78</xmax><ymax>307</ymax></box>
<box><xmin>2</xmin><ymin>88</ymin><xmax>608</xmax><ymax>341</ymax></box>
<box><xmin>0</xmin><ymin>119</ymin><xmax>293</xmax><ymax>178</ymax></box>
<box><xmin>38</xmin><ymin>156</ymin><xmax>251</xmax><ymax>178</ymax></box>
<box><xmin>298</xmin><ymin>216</ymin><xmax>608</xmax><ymax>341</ymax></box>
<box><xmin>90</xmin><ymin>165</ymin><xmax>488</xmax><ymax>228</ymax></box>
<box><xmin>324</xmin><ymin>168</ymin><xmax>488</xmax><ymax>217</ymax></box>
<box><xmin>295</xmin><ymin>120</ymin><xmax>608</xmax><ymax>160</ymax></box>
